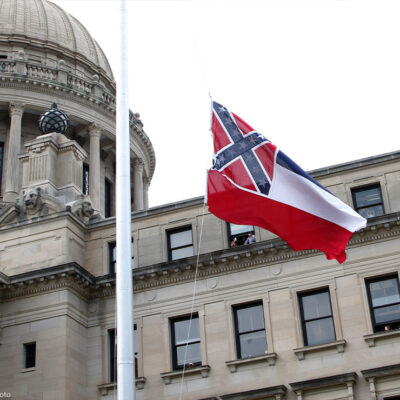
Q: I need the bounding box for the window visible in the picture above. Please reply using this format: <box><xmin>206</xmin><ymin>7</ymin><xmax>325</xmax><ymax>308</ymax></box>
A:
<box><xmin>109</xmin><ymin>326</ymin><xmax>138</xmax><ymax>382</ymax></box>
<box><xmin>83</xmin><ymin>164</ymin><xmax>89</xmax><ymax>195</ymax></box>
<box><xmin>167</xmin><ymin>227</ymin><xmax>193</xmax><ymax>261</ymax></box>
<box><xmin>23</xmin><ymin>342</ymin><xmax>36</xmax><ymax>369</ymax></box>
<box><xmin>299</xmin><ymin>289</ymin><xmax>336</xmax><ymax>346</ymax></box>
<box><xmin>366</xmin><ymin>275</ymin><xmax>400</xmax><ymax>332</ymax></box>
<box><xmin>105</xmin><ymin>178</ymin><xmax>112</xmax><ymax>218</ymax></box>
<box><xmin>0</xmin><ymin>142</ymin><xmax>4</xmax><ymax>194</ymax></box>
<box><xmin>233</xmin><ymin>302</ymin><xmax>267</xmax><ymax>359</ymax></box>
<box><xmin>228</xmin><ymin>223</ymin><xmax>254</xmax><ymax>247</ymax></box>
<box><xmin>108</xmin><ymin>239</ymin><xmax>134</xmax><ymax>274</ymax></box>
<box><xmin>352</xmin><ymin>184</ymin><xmax>384</xmax><ymax>218</ymax></box>
<box><xmin>170</xmin><ymin>315</ymin><xmax>201</xmax><ymax>370</ymax></box>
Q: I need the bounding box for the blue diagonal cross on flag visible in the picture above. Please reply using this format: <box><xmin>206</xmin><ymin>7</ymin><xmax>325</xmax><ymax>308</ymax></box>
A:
<box><xmin>212</xmin><ymin>103</ymin><xmax>273</xmax><ymax>195</ymax></box>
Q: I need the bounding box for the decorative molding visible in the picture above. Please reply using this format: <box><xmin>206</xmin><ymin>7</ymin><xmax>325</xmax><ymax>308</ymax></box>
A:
<box><xmin>363</xmin><ymin>330</ymin><xmax>400</xmax><ymax>347</ymax></box>
<box><xmin>98</xmin><ymin>377</ymin><xmax>146</xmax><ymax>395</ymax></box>
<box><xmin>294</xmin><ymin>340</ymin><xmax>346</xmax><ymax>361</ymax></box>
<box><xmin>225</xmin><ymin>353</ymin><xmax>277</xmax><ymax>373</ymax></box>
<box><xmin>160</xmin><ymin>365</ymin><xmax>210</xmax><ymax>385</ymax></box>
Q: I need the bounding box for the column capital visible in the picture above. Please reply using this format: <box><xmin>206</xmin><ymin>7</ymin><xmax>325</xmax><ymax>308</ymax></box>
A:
<box><xmin>9</xmin><ymin>102</ymin><xmax>25</xmax><ymax>117</ymax></box>
<box><xmin>88</xmin><ymin>123</ymin><xmax>102</xmax><ymax>137</ymax></box>
<box><xmin>134</xmin><ymin>158</ymin><xmax>144</xmax><ymax>170</ymax></box>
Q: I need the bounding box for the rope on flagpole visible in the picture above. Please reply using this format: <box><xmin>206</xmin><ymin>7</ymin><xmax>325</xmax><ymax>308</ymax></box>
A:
<box><xmin>182</xmin><ymin>2</ymin><xmax>212</xmax><ymax>101</ymax></box>
<box><xmin>178</xmin><ymin>198</ymin><xmax>207</xmax><ymax>400</ymax></box>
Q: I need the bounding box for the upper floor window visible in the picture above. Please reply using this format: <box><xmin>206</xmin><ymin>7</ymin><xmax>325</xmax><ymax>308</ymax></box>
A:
<box><xmin>170</xmin><ymin>315</ymin><xmax>201</xmax><ymax>370</ymax></box>
<box><xmin>105</xmin><ymin>178</ymin><xmax>112</xmax><ymax>218</ymax></box>
<box><xmin>167</xmin><ymin>226</ymin><xmax>193</xmax><ymax>261</ymax></box>
<box><xmin>83</xmin><ymin>163</ymin><xmax>89</xmax><ymax>195</ymax></box>
<box><xmin>233</xmin><ymin>302</ymin><xmax>267</xmax><ymax>359</ymax></box>
<box><xmin>366</xmin><ymin>275</ymin><xmax>400</xmax><ymax>332</ymax></box>
<box><xmin>23</xmin><ymin>342</ymin><xmax>36</xmax><ymax>369</ymax></box>
<box><xmin>0</xmin><ymin>142</ymin><xmax>4</xmax><ymax>194</ymax></box>
<box><xmin>228</xmin><ymin>223</ymin><xmax>255</xmax><ymax>247</ymax></box>
<box><xmin>352</xmin><ymin>184</ymin><xmax>384</xmax><ymax>219</ymax></box>
<box><xmin>299</xmin><ymin>289</ymin><xmax>336</xmax><ymax>346</ymax></box>
<box><xmin>109</xmin><ymin>239</ymin><xmax>134</xmax><ymax>274</ymax></box>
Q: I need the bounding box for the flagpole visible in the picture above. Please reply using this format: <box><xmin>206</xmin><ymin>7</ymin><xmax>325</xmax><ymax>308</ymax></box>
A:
<box><xmin>116</xmin><ymin>0</ymin><xmax>135</xmax><ymax>399</ymax></box>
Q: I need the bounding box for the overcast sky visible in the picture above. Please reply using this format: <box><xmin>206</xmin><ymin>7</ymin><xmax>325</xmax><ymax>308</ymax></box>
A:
<box><xmin>53</xmin><ymin>0</ymin><xmax>400</xmax><ymax>207</ymax></box>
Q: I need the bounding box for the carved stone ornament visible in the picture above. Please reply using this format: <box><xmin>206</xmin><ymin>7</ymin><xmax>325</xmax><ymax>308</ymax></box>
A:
<box><xmin>66</xmin><ymin>196</ymin><xmax>99</xmax><ymax>223</ymax></box>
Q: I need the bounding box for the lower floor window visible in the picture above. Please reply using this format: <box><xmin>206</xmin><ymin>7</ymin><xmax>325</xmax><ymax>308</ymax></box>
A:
<box><xmin>233</xmin><ymin>302</ymin><xmax>267</xmax><ymax>358</ymax></box>
<box><xmin>299</xmin><ymin>289</ymin><xmax>336</xmax><ymax>346</ymax></box>
<box><xmin>170</xmin><ymin>315</ymin><xmax>201</xmax><ymax>369</ymax></box>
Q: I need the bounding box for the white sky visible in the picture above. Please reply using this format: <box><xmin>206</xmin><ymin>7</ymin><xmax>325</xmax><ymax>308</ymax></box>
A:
<box><xmin>53</xmin><ymin>0</ymin><xmax>400</xmax><ymax>207</ymax></box>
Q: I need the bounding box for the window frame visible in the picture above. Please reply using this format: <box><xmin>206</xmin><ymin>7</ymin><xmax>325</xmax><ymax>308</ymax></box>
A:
<box><xmin>23</xmin><ymin>342</ymin><xmax>36</xmax><ymax>369</ymax></box>
<box><xmin>0</xmin><ymin>142</ymin><xmax>4</xmax><ymax>194</ymax></box>
<box><xmin>167</xmin><ymin>226</ymin><xmax>194</xmax><ymax>261</ymax></box>
<box><xmin>108</xmin><ymin>238</ymin><xmax>134</xmax><ymax>274</ymax></box>
<box><xmin>299</xmin><ymin>288</ymin><xmax>336</xmax><ymax>346</ymax></box>
<box><xmin>233</xmin><ymin>301</ymin><xmax>267</xmax><ymax>359</ymax></box>
<box><xmin>104</xmin><ymin>178</ymin><xmax>112</xmax><ymax>218</ymax></box>
<box><xmin>82</xmin><ymin>163</ymin><xmax>90</xmax><ymax>195</ymax></box>
<box><xmin>227</xmin><ymin>223</ymin><xmax>255</xmax><ymax>247</ymax></box>
<box><xmin>170</xmin><ymin>314</ymin><xmax>201</xmax><ymax>370</ymax></box>
<box><xmin>366</xmin><ymin>274</ymin><xmax>400</xmax><ymax>333</ymax></box>
<box><xmin>109</xmin><ymin>325</ymin><xmax>138</xmax><ymax>382</ymax></box>
<box><xmin>351</xmin><ymin>183</ymin><xmax>384</xmax><ymax>219</ymax></box>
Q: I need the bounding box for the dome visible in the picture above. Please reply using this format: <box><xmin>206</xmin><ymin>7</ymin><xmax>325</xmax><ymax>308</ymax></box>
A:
<box><xmin>0</xmin><ymin>0</ymin><xmax>113</xmax><ymax>81</ymax></box>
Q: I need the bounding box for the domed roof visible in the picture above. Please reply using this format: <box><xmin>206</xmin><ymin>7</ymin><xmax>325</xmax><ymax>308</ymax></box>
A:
<box><xmin>0</xmin><ymin>0</ymin><xmax>113</xmax><ymax>81</ymax></box>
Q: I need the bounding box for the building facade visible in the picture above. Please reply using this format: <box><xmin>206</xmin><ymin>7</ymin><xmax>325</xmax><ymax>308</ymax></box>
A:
<box><xmin>0</xmin><ymin>1</ymin><xmax>400</xmax><ymax>400</ymax></box>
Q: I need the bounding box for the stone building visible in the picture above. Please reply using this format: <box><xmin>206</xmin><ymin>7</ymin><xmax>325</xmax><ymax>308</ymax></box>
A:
<box><xmin>0</xmin><ymin>1</ymin><xmax>400</xmax><ymax>400</ymax></box>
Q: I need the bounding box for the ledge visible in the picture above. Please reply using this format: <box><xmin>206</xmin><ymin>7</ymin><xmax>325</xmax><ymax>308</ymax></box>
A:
<box><xmin>97</xmin><ymin>377</ymin><xmax>146</xmax><ymax>395</ymax></box>
<box><xmin>220</xmin><ymin>385</ymin><xmax>287</xmax><ymax>400</ymax></box>
<box><xmin>225</xmin><ymin>353</ymin><xmax>277</xmax><ymax>373</ymax></box>
<box><xmin>361</xmin><ymin>363</ymin><xmax>400</xmax><ymax>380</ymax></box>
<box><xmin>293</xmin><ymin>339</ymin><xmax>346</xmax><ymax>360</ymax></box>
<box><xmin>160</xmin><ymin>365</ymin><xmax>210</xmax><ymax>385</ymax></box>
<box><xmin>363</xmin><ymin>329</ymin><xmax>400</xmax><ymax>347</ymax></box>
<box><xmin>290</xmin><ymin>372</ymin><xmax>357</xmax><ymax>392</ymax></box>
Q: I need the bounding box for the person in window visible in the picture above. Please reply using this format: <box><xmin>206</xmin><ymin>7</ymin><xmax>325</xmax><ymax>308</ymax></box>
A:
<box><xmin>244</xmin><ymin>233</ymin><xmax>256</xmax><ymax>245</ymax></box>
<box><xmin>230</xmin><ymin>237</ymin><xmax>238</xmax><ymax>248</ymax></box>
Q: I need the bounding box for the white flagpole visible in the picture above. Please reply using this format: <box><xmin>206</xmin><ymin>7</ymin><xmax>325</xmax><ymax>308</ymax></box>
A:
<box><xmin>116</xmin><ymin>0</ymin><xmax>135</xmax><ymax>399</ymax></box>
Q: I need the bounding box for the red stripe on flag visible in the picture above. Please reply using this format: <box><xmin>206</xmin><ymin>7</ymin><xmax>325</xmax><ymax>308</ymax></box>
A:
<box><xmin>207</xmin><ymin>170</ymin><xmax>352</xmax><ymax>263</ymax></box>
<box><xmin>233</xmin><ymin>113</ymin><xmax>254</xmax><ymax>135</ymax></box>
<box><xmin>212</xmin><ymin>113</ymin><xmax>232</xmax><ymax>153</ymax></box>
<box><xmin>223</xmin><ymin>159</ymin><xmax>258</xmax><ymax>192</ymax></box>
<box><xmin>255</xmin><ymin>143</ymin><xmax>277</xmax><ymax>181</ymax></box>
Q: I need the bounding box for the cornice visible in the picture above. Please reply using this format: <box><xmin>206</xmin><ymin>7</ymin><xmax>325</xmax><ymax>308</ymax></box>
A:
<box><xmin>1</xmin><ymin>213</ymin><xmax>400</xmax><ymax>299</ymax></box>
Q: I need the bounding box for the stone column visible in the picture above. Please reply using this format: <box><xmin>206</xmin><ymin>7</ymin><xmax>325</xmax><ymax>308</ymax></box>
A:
<box><xmin>133</xmin><ymin>159</ymin><xmax>144</xmax><ymax>211</ymax></box>
<box><xmin>143</xmin><ymin>177</ymin><xmax>150</xmax><ymax>210</ymax></box>
<box><xmin>88</xmin><ymin>124</ymin><xmax>102</xmax><ymax>212</ymax></box>
<box><xmin>4</xmin><ymin>102</ymin><xmax>24</xmax><ymax>202</ymax></box>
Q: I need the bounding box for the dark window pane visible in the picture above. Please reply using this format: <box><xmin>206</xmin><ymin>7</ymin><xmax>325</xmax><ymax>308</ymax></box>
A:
<box><xmin>176</xmin><ymin>343</ymin><xmax>201</xmax><ymax>366</ymax></box>
<box><xmin>305</xmin><ymin>318</ymin><xmax>336</xmax><ymax>345</ymax></box>
<box><xmin>369</xmin><ymin>278</ymin><xmax>400</xmax><ymax>307</ymax></box>
<box><xmin>239</xmin><ymin>330</ymin><xmax>267</xmax><ymax>358</ymax></box>
<box><xmin>83</xmin><ymin>164</ymin><xmax>89</xmax><ymax>195</ymax></box>
<box><xmin>174</xmin><ymin>318</ymin><xmax>199</xmax><ymax>344</ymax></box>
<box><xmin>170</xmin><ymin>230</ymin><xmax>192</xmax><ymax>248</ymax></box>
<box><xmin>0</xmin><ymin>142</ymin><xmax>4</xmax><ymax>193</ymax></box>
<box><xmin>301</xmin><ymin>291</ymin><xmax>332</xmax><ymax>321</ymax></box>
<box><xmin>105</xmin><ymin>179</ymin><xmax>112</xmax><ymax>218</ymax></box>
<box><xmin>236</xmin><ymin>304</ymin><xmax>265</xmax><ymax>333</ymax></box>
<box><xmin>374</xmin><ymin>304</ymin><xmax>400</xmax><ymax>325</ymax></box>
<box><xmin>171</xmin><ymin>246</ymin><xmax>193</xmax><ymax>260</ymax></box>
<box><xmin>354</xmin><ymin>187</ymin><xmax>382</xmax><ymax>207</ymax></box>
<box><xmin>24</xmin><ymin>342</ymin><xmax>36</xmax><ymax>369</ymax></box>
